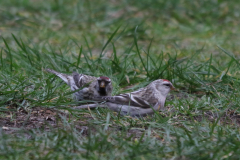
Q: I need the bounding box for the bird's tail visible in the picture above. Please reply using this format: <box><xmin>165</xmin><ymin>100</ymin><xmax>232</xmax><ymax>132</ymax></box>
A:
<box><xmin>45</xmin><ymin>68</ymin><xmax>70</xmax><ymax>84</ymax></box>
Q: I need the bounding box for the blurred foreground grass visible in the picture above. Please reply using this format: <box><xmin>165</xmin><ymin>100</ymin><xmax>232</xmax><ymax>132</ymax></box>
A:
<box><xmin>1</xmin><ymin>0</ymin><xmax>240</xmax><ymax>159</ymax></box>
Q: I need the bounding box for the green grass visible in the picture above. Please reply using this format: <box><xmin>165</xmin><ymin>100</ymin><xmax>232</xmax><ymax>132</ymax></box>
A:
<box><xmin>1</xmin><ymin>0</ymin><xmax>240</xmax><ymax>159</ymax></box>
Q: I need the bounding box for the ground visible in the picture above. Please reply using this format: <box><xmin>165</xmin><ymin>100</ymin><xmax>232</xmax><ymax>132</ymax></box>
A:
<box><xmin>1</xmin><ymin>0</ymin><xmax>240</xmax><ymax>159</ymax></box>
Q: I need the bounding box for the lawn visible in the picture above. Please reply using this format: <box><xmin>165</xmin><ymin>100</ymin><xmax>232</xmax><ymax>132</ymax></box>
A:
<box><xmin>1</xmin><ymin>0</ymin><xmax>240</xmax><ymax>159</ymax></box>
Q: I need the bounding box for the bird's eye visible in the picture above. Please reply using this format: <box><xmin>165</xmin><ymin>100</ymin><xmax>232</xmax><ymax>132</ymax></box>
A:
<box><xmin>164</xmin><ymin>84</ymin><xmax>170</xmax><ymax>87</ymax></box>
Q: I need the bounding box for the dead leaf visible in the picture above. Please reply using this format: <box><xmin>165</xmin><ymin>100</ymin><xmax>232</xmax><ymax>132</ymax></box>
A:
<box><xmin>126</xmin><ymin>75</ymin><xmax>130</xmax><ymax>83</ymax></box>
<box><xmin>2</xmin><ymin>126</ymin><xmax>9</xmax><ymax>130</ymax></box>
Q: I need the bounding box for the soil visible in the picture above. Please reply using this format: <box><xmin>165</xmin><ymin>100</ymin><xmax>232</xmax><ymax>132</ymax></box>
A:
<box><xmin>1</xmin><ymin>93</ymin><xmax>240</xmax><ymax>135</ymax></box>
<box><xmin>0</xmin><ymin>107</ymin><xmax>92</xmax><ymax>135</ymax></box>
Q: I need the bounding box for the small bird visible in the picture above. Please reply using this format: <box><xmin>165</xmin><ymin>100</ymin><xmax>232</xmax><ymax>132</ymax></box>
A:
<box><xmin>45</xmin><ymin>69</ymin><xmax>113</xmax><ymax>101</ymax></box>
<box><xmin>75</xmin><ymin>79</ymin><xmax>174</xmax><ymax>117</ymax></box>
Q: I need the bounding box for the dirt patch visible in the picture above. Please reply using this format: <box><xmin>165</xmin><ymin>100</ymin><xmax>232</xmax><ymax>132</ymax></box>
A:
<box><xmin>0</xmin><ymin>107</ymin><xmax>93</xmax><ymax>135</ymax></box>
<box><xmin>194</xmin><ymin>109</ymin><xmax>240</xmax><ymax>126</ymax></box>
<box><xmin>1</xmin><ymin>104</ymin><xmax>239</xmax><ymax>137</ymax></box>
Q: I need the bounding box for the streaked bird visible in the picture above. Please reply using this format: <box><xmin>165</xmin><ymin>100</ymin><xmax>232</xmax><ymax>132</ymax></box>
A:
<box><xmin>75</xmin><ymin>79</ymin><xmax>174</xmax><ymax>117</ymax></box>
<box><xmin>45</xmin><ymin>68</ymin><xmax>113</xmax><ymax>101</ymax></box>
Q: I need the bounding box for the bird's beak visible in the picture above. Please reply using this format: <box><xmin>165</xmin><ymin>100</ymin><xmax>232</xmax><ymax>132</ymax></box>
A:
<box><xmin>100</xmin><ymin>81</ymin><xmax>105</xmax><ymax>88</ymax></box>
<box><xmin>170</xmin><ymin>85</ymin><xmax>175</xmax><ymax>90</ymax></box>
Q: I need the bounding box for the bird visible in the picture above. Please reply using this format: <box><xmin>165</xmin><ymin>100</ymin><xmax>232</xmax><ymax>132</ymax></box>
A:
<box><xmin>74</xmin><ymin>79</ymin><xmax>174</xmax><ymax>117</ymax></box>
<box><xmin>45</xmin><ymin>68</ymin><xmax>113</xmax><ymax>101</ymax></box>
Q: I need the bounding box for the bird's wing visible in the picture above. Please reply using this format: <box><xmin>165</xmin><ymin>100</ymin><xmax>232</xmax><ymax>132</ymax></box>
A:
<box><xmin>72</xmin><ymin>72</ymin><xmax>83</xmax><ymax>88</ymax></box>
<box><xmin>92</xmin><ymin>93</ymin><xmax>152</xmax><ymax>108</ymax></box>
<box><xmin>72</xmin><ymin>72</ymin><xmax>97</xmax><ymax>88</ymax></box>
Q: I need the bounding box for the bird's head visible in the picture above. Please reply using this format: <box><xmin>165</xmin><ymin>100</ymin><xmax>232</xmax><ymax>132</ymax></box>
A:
<box><xmin>97</xmin><ymin>76</ymin><xmax>112</xmax><ymax>95</ymax></box>
<box><xmin>97</xmin><ymin>76</ymin><xmax>111</xmax><ymax>88</ymax></box>
<box><xmin>152</xmin><ymin>79</ymin><xmax>175</xmax><ymax>97</ymax></box>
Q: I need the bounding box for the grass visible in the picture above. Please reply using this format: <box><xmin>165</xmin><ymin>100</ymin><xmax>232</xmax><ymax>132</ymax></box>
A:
<box><xmin>1</xmin><ymin>0</ymin><xmax>240</xmax><ymax>159</ymax></box>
